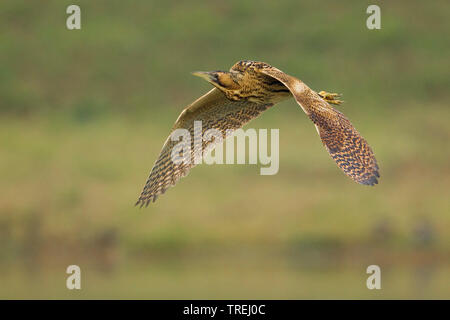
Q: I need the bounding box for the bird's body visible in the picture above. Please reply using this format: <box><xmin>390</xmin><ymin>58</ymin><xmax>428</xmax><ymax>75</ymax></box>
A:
<box><xmin>136</xmin><ymin>60</ymin><xmax>379</xmax><ymax>207</ymax></box>
<box><xmin>207</xmin><ymin>60</ymin><xmax>292</xmax><ymax>104</ymax></box>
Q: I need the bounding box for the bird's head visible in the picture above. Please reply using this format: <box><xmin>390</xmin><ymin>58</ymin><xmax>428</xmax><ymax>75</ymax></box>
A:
<box><xmin>192</xmin><ymin>60</ymin><xmax>290</xmax><ymax>104</ymax></box>
<box><xmin>192</xmin><ymin>70</ymin><xmax>241</xmax><ymax>92</ymax></box>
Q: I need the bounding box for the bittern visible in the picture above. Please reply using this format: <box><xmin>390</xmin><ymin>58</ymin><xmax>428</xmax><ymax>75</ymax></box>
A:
<box><xmin>136</xmin><ymin>60</ymin><xmax>379</xmax><ymax>207</ymax></box>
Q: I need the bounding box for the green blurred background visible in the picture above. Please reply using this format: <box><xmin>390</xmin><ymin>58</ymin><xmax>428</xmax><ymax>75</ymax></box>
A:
<box><xmin>0</xmin><ymin>0</ymin><xmax>449</xmax><ymax>299</ymax></box>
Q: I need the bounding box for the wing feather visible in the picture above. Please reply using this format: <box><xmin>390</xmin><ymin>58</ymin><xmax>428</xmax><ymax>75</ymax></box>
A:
<box><xmin>136</xmin><ymin>88</ymin><xmax>273</xmax><ymax>206</ymax></box>
<box><xmin>261</xmin><ymin>67</ymin><xmax>380</xmax><ymax>185</ymax></box>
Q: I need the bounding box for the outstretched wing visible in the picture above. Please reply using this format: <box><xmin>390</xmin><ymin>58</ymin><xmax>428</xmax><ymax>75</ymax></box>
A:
<box><xmin>261</xmin><ymin>67</ymin><xmax>379</xmax><ymax>185</ymax></box>
<box><xmin>136</xmin><ymin>88</ymin><xmax>273</xmax><ymax>207</ymax></box>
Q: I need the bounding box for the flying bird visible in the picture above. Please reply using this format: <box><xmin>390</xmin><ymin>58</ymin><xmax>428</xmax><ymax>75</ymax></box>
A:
<box><xmin>136</xmin><ymin>60</ymin><xmax>379</xmax><ymax>207</ymax></box>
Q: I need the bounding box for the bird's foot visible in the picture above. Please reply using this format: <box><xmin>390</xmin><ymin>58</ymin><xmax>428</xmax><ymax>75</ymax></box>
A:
<box><xmin>318</xmin><ymin>91</ymin><xmax>343</xmax><ymax>106</ymax></box>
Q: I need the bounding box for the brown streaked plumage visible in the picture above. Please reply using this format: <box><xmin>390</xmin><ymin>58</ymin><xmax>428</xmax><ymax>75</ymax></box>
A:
<box><xmin>135</xmin><ymin>60</ymin><xmax>379</xmax><ymax>207</ymax></box>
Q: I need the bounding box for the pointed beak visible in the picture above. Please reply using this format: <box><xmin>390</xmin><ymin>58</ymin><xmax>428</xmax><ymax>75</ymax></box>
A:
<box><xmin>191</xmin><ymin>71</ymin><xmax>217</xmax><ymax>82</ymax></box>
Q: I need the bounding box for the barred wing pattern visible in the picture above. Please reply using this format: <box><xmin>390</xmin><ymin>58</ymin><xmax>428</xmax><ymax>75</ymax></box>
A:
<box><xmin>310</xmin><ymin>107</ymin><xmax>379</xmax><ymax>185</ymax></box>
<box><xmin>135</xmin><ymin>88</ymin><xmax>273</xmax><ymax>207</ymax></box>
<box><xmin>261</xmin><ymin>68</ymin><xmax>379</xmax><ymax>185</ymax></box>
